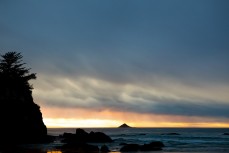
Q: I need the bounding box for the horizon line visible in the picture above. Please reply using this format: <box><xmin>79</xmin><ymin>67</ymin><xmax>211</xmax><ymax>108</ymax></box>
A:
<box><xmin>47</xmin><ymin>126</ymin><xmax>229</xmax><ymax>129</ymax></box>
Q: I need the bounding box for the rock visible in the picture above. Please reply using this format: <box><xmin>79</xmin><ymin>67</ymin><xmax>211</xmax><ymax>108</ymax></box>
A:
<box><xmin>119</xmin><ymin>123</ymin><xmax>131</xmax><ymax>128</ymax></box>
<box><xmin>62</xmin><ymin>129</ymin><xmax>113</xmax><ymax>143</ymax></box>
<box><xmin>62</xmin><ymin>132</ymin><xmax>75</xmax><ymax>138</ymax></box>
<box><xmin>149</xmin><ymin>141</ymin><xmax>165</xmax><ymax>147</ymax></box>
<box><xmin>120</xmin><ymin>144</ymin><xmax>140</xmax><ymax>152</ymax></box>
<box><xmin>139</xmin><ymin>133</ymin><xmax>146</xmax><ymax>135</ymax></box>
<box><xmin>61</xmin><ymin>132</ymin><xmax>78</xmax><ymax>143</ymax></box>
<box><xmin>76</xmin><ymin>128</ymin><xmax>89</xmax><ymax>136</ymax></box>
<box><xmin>75</xmin><ymin>128</ymin><xmax>90</xmax><ymax>142</ymax></box>
<box><xmin>140</xmin><ymin>141</ymin><xmax>164</xmax><ymax>151</ymax></box>
<box><xmin>161</xmin><ymin>133</ymin><xmax>180</xmax><ymax>135</ymax></box>
<box><xmin>0</xmin><ymin>94</ymin><xmax>48</xmax><ymax>145</ymax></box>
<box><xmin>60</xmin><ymin>130</ymin><xmax>112</xmax><ymax>152</ymax></box>
<box><xmin>88</xmin><ymin>131</ymin><xmax>113</xmax><ymax>143</ymax></box>
<box><xmin>100</xmin><ymin>145</ymin><xmax>110</xmax><ymax>152</ymax></box>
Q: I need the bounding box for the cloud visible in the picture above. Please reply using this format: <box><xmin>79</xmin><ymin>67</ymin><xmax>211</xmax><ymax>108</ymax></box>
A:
<box><xmin>33</xmin><ymin>74</ymin><xmax>229</xmax><ymax>119</ymax></box>
<box><xmin>41</xmin><ymin>106</ymin><xmax>229</xmax><ymax>127</ymax></box>
<box><xmin>1</xmin><ymin>0</ymin><xmax>229</xmax><ymax>124</ymax></box>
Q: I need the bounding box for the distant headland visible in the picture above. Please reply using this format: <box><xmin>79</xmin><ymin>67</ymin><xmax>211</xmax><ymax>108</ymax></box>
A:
<box><xmin>119</xmin><ymin>123</ymin><xmax>131</xmax><ymax>128</ymax></box>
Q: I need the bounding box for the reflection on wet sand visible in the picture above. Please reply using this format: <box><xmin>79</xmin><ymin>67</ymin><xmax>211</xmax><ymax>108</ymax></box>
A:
<box><xmin>47</xmin><ymin>151</ymin><xmax>62</xmax><ymax>153</ymax></box>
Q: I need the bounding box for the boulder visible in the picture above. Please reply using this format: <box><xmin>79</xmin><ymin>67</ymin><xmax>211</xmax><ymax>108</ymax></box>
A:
<box><xmin>62</xmin><ymin>132</ymin><xmax>75</xmax><ymax>138</ymax></box>
<box><xmin>62</xmin><ymin>129</ymin><xmax>113</xmax><ymax>143</ymax></box>
<box><xmin>75</xmin><ymin>128</ymin><xmax>89</xmax><ymax>142</ymax></box>
<box><xmin>120</xmin><ymin>144</ymin><xmax>140</xmax><ymax>152</ymax></box>
<box><xmin>88</xmin><ymin>131</ymin><xmax>113</xmax><ymax>143</ymax></box>
<box><xmin>76</xmin><ymin>128</ymin><xmax>89</xmax><ymax>137</ymax></box>
<box><xmin>61</xmin><ymin>132</ymin><xmax>78</xmax><ymax>143</ymax></box>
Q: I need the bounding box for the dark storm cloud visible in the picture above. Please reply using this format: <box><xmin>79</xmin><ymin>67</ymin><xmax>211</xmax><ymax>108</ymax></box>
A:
<box><xmin>1</xmin><ymin>0</ymin><xmax>229</xmax><ymax>119</ymax></box>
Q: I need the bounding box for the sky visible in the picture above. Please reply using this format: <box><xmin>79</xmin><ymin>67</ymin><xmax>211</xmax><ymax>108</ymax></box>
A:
<box><xmin>0</xmin><ymin>0</ymin><xmax>229</xmax><ymax>127</ymax></box>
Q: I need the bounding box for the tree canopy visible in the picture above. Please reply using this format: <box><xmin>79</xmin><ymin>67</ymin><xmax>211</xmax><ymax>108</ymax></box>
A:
<box><xmin>0</xmin><ymin>52</ymin><xmax>36</xmax><ymax>89</ymax></box>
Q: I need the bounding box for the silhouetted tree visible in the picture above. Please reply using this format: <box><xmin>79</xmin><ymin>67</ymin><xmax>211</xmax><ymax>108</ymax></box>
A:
<box><xmin>0</xmin><ymin>52</ymin><xmax>36</xmax><ymax>90</ymax></box>
<box><xmin>0</xmin><ymin>52</ymin><xmax>48</xmax><ymax>145</ymax></box>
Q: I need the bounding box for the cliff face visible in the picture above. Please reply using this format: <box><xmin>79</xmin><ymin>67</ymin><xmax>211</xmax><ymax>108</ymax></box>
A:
<box><xmin>0</xmin><ymin>75</ymin><xmax>47</xmax><ymax>144</ymax></box>
<box><xmin>0</xmin><ymin>52</ymin><xmax>49</xmax><ymax>145</ymax></box>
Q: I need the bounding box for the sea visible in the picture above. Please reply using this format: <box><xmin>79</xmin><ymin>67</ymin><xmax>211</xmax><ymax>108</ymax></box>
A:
<box><xmin>46</xmin><ymin>128</ymin><xmax>229</xmax><ymax>153</ymax></box>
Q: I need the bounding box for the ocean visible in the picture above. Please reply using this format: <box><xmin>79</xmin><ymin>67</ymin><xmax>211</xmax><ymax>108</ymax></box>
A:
<box><xmin>47</xmin><ymin>128</ymin><xmax>229</xmax><ymax>152</ymax></box>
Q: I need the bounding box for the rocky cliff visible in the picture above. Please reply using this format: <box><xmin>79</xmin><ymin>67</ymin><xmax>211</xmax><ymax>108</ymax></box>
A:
<box><xmin>0</xmin><ymin>75</ymin><xmax>47</xmax><ymax>144</ymax></box>
<box><xmin>0</xmin><ymin>52</ymin><xmax>48</xmax><ymax>145</ymax></box>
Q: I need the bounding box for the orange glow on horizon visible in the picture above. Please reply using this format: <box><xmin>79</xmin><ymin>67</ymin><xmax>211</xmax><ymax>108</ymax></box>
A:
<box><xmin>44</xmin><ymin>118</ymin><xmax>229</xmax><ymax>128</ymax></box>
<box><xmin>40</xmin><ymin>106</ymin><xmax>229</xmax><ymax>128</ymax></box>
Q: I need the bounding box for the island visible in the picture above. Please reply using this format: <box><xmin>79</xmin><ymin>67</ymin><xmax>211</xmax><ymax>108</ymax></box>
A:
<box><xmin>119</xmin><ymin>123</ymin><xmax>131</xmax><ymax>128</ymax></box>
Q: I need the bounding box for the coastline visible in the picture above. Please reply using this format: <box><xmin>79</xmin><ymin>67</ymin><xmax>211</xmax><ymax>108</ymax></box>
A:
<box><xmin>1</xmin><ymin>127</ymin><xmax>229</xmax><ymax>153</ymax></box>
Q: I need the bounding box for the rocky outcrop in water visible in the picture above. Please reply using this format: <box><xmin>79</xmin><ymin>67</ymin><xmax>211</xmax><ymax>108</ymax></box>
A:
<box><xmin>60</xmin><ymin>129</ymin><xmax>112</xmax><ymax>153</ymax></box>
<box><xmin>119</xmin><ymin>123</ymin><xmax>131</xmax><ymax>128</ymax></box>
<box><xmin>161</xmin><ymin>133</ymin><xmax>180</xmax><ymax>135</ymax></box>
<box><xmin>62</xmin><ymin>128</ymin><xmax>113</xmax><ymax>143</ymax></box>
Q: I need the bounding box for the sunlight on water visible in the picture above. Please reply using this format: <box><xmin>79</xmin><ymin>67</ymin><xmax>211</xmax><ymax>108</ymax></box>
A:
<box><xmin>47</xmin><ymin>151</ymin><xmax>62</xmax><ymax>153</ymax></box>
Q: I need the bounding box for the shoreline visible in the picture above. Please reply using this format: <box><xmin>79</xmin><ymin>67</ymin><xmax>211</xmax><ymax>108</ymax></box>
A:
<box><xmin>1</xmin><ymin>128</ymin><xmax>229</xmax><ymax>153</ymax></box>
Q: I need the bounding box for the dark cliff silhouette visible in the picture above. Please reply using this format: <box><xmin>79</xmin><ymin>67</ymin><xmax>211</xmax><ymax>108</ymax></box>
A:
<box><xmin>0</xmin><ymin>52</ymin><xmax>48</xmax><ymax>145</ymax></box>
